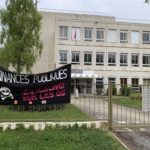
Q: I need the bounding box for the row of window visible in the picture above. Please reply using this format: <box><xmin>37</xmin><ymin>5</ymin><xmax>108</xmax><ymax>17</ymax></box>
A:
<box><xmin>59</xmin><ymin>26</ymin><xmax>150</xmax><ymax>44</ymax></box>
<box><xmin>59</xmin><ymin>51</ymin><xmax>150</xmax><ymax>67</ymax></box>
<box><xmin>96</xmin><ymin>78</ymin><xmax>139</xmax><ymax>88</ymax></box>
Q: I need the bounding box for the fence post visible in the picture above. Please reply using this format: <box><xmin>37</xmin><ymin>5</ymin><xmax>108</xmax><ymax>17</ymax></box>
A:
<box><xmin>108</xmin><ymin>82</ymin><xmax>112</xmax><ymax>130</ymax></box>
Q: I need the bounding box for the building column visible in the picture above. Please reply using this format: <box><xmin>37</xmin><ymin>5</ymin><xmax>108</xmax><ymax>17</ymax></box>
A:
<box><xmin>92</xmin><ymin>78</ymin><xmax>96</xmax><ymax>94</ymax></box>
<box><xmin>104</xmin><ymin>77</ymin><xmax>108</xmax><ymax>95</ymax></box>
<box><xmin>116</xmin><ymin>77</ymin><xmax>120</xmax><ymax>95</ymax></box>
<box><xmin>139</xmin><ymin>78</ymin><xmax>143</xmax><ymax>85</ymax></box>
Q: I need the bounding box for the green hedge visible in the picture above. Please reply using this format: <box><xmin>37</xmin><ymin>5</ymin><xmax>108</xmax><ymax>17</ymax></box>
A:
<box><xmin>120</xmin><ymin>86</ymin><xmax>131</xmax><ymax>96</ymax></box>
<box><xmin>129</xmin><ymin>92</ymin><xmax>142</xmax><ymax>100</ymax></box>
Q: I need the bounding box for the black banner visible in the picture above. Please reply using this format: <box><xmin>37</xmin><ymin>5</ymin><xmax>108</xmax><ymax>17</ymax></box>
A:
<box><xmin>0</xmin><ymin>64</ymin><xmax>71</xmax><ymax>105</ymax></box>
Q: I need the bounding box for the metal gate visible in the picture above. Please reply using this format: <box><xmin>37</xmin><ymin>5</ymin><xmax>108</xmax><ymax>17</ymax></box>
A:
<box><xmin>108</xmin><ymin>83</ymin><xmax>150</xmax><ymax>129</ymax></box>
<box><xmin>71</xmin><ymin>82</ymin><xmax>150</xmax><ymax>129</ymax></box>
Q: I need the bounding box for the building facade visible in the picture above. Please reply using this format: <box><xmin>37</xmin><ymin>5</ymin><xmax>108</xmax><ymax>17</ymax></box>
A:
<box><xmin>32</xmin><ymin>11</ymin><xmax>150</xmax><ymax>94</ymax></box>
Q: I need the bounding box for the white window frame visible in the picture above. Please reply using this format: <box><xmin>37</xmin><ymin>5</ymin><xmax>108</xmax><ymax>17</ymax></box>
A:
<box><xmin>120</xmin><ymin>53</ymin><xmax>128</xmax><ymax>66</ymax></box>
<box><xmin>120</xmin><ymin>30</ymin><xmax>128</xmax><ymax>43</ymax></box>
<box><xmin>84</xmin><ymin>27</ymin><xmax>92</xmax><ymax>41</ymax></box>
<box><xmin>71</xmin><ymin>51</ymin><xmax>80</xmax><ymax>64</ymax></box>
<box><xmin>108</xmin><ymin>53</ymin><xmax>116</xmax><ymax>66</ymax></box>
<box><xmin>59</xmin><ymin>51</ymin><xmax>68</xmax><ymax>64</ymax></box>
<box><xmin>107</xmin><ymin>29</ymin><xmax>117</xmax><ymax>43</ymax></box>
<box><xmin>120</xmin><ymin>78</ymin><xmax>127</xmax><ymax>85</ymax></box>
<box><xmin>142</xmin><ymin>31</ymin><xmax>150</xmax><ymax>44</ymax></box>
<box><xmin>131</xmin><ymin>31</ymin><xmax>139</xmax><ymax>44</ymax></box>
<box><xmin>131</xmin><ymin>53</ymin><xmax>139</xmax><ymax>67</ymax></box>
<box><xmin>96</xmin><ymin>52</ymin><xmax>104</xmax><ymax>65</ymax></box>
<box><xmin>96</xmin><ymin>78</ymin><xmax>104</xmax><ymax>89</ymax></box>
<box><xmin>71</xmin><ymin>27</ymin><xmax>81</xmax><ymax>41</ymax></box>
<box><xmin>96</xmin><ymin>28</ymin><xmax>104</xmax><ymax>42</ymax></box>
<box><xmin>59</xmin><ymin>26</ymin><xmax>68</xmax><ymax>40</ymax></box>
<box><xmin>132</xmin><ymin>78</ymin><xmax>139</xmax><ymax>89</ymax></box>
<box><xmin>108</xmin><ymin>78</ymin><xmax>116</xmax><ymax>85</ymax></box>
<box><xmin>84</xmin><ymin>52</ymin><xmax>92</xmax><ymax>65</ymax></box>
<box><xmin>143</xmin><ymin>54</ymin><xmax>150</xmax><ymax>67</ymax></box>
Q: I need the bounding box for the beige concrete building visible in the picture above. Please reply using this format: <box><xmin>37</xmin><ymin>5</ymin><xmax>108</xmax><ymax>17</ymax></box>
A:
<box><xmin>32</xmin><ymin>11</ymin><xmax>150</xmax><ymax>94</ymax></box>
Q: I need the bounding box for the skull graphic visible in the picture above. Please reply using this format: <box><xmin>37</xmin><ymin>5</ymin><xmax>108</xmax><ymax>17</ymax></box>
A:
<box><xmin>0</xmin><ymin>87</ymin><xmax>14</xmax><ymax>101</ymax></box>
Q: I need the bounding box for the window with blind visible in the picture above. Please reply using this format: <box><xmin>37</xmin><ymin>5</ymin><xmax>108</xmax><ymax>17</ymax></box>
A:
<box><xmin>84</xmin><ymin>27</ymin><xmax>92</xmax><ymax>41</ymax></box>
<box><xmin>59</xmin><ymin>26</ymin><xmax>68</xmax><ymax>40</ymax></box>
<box><xmin>107</xmin><ymin>29</ymin><xmax>117</xmax><ymax>42</ymax></box>
<box><xmin>142</xmin><ymin>31</ymin><xmax>150</xmax><ymax>44</ymax></box>
<box><xmin>59</xmin><ymin>51</ymin><xmax>68</xmax><ymax>64</ymax></box>
<box><xmin>120</xmin><ymin>30</ymin><xmax>128</xmax><ymax>43</ymax></box>
<box><xmin>71</xmin><ymin>27</ymin><xmax>80</xmax><ymax>41</ymax></box>
<box><xmin>96</xmin><ymin>28</ymin><xmax>104</xmax><ymax>42</ymax></box>
<box><xmin>131</xmin><ymin>31</ymin><xmax>139</xmax><ymax>44</ymax></box>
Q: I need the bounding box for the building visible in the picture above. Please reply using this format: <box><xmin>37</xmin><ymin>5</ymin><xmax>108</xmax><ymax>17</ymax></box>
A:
<box><xmin>32</xmin><ymin>11</ymin><xmax>150</xmax><ymax>94</ymax></box>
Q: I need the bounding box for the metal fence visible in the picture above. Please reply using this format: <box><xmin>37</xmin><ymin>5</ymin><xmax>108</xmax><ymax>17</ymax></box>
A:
<box><xmin>71</xmin><ymin>82</ymin><xmax>108</xmax><ymax>121</ymax></box>
<box><xmin>108</xmin><ymin>83</ymin><xmax>150</xmax><ymax>129</ymax></box>
<box><xmin>71</xmin><ymin>82</ymin><xmax>150</xmax><ymax>129</ymax></box>
<box><xmin>1</xmin><ymin>82</ymin><xmax>150</xmax><ymax>130</ymax></box>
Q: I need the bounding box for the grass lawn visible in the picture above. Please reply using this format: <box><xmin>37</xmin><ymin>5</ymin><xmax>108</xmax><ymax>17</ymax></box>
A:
<box><xmin>0</xmin><ymin>104</ymin><xmax>89</xmax><ymax>122</ymax></box>
<box><xmin>112</xmin><ymin>96</ymin><xmax>142</xmax><ymax>110</ymax></box>
<box><xmin>0</xmin><ymin>128</ymin><xmax>126</xmax><ymax>150</ymax></box>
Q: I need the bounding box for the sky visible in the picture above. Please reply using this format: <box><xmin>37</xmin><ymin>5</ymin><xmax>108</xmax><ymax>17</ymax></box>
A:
<box><xmin>0</xmin><ymin>0</ymin><xmax>150</xmax><ymax>22</ymax></box>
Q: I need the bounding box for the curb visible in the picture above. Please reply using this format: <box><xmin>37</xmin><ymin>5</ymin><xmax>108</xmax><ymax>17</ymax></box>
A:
<box><xmin>110</xmin><ymin>132</ymin><xmax>130</xmax><ymax>150</ymax></box>
<box><xmin>0</xmin><ymin>121</ymin><xmax>108</xmax><ymax>131</ymax></box>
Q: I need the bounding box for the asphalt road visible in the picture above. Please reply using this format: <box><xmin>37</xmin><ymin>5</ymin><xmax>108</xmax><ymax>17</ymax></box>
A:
<box><xmin>71</xmin><ymin>96</ymin><xmax>150</xmax><ymax>150</ymax></box>
<box><xmin>114</xmin><ymin>128</ymin><xmax>150</xmax><ymax>150</ymax></box>
<box><xmin>71</xmin><ymin>96</ymin><xmax>150</xmax><ymax>126</ymax></box>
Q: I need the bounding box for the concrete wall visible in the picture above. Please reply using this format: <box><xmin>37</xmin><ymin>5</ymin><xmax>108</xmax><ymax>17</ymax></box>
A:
<box><xmin>32</xmin><ymin>11</ymin><xmax>150</xmax><ymax>85</ymax></box>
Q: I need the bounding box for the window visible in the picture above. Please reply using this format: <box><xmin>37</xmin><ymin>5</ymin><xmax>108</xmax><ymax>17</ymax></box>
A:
<box><xmin>71</xmin><ymin>27</ymin><xmax>80</xmax><ymax>41</ymax></box>
<box><xmin>59</xmin><ymin>51</ymin><xmax>68</xmax><ymax>64</ymax></box>
<box><xmin>96</xmin><ymin>28</ymin><xmax>104</xmax><ymax>42</ymax></box>
<box><xmin>71</xmin><ymin>52</ymin><xmax>80</xmax><ymax>64</ymax></box>
<box><xmin>120</xmin><ymin>78</ymin><xmax>127</xmax><ymax>85</ymax></box>
<box><xmin>96</xmin><ymin>53</ymin><xmax>104</xmax><ymax>65</ymax></box>
<box><xmin>84</xmin><ymin>52</ymin><xmax>92</xmax><ymax>65</ymax></box>
<box><xmin>131</xmin><ymin>31</ymin><xmax>139</xmax><ymax>44</ymax></box>
<box><xmin>108</xmin><ymin>53</ymin><xmax>116</xmax><ymax>66</ymax></box>
<box><xmin>84</xmin><ymin>27</ymin><xmax>92</xmax><ymax>40</ymax></box>
<box><xmin>143</xmin><ymin>54</ymin><xmax>150</xmax><ymax>67</ymax></box>
<box><xmin>131</xmin><ymin>54</ymin><xmax>139</xmax><ymax>67</ymax></box>
<box><xmin>120</xmin><ymin>30</ymin><xmax>128</xmax><ymax>43</ymax></box>
<box><xmin>59</xmin><ymin>26</ymin><xmax>68</xmax><ymax>40</ymax></box>
<box><xmin>108</xmin><ymin>78</ymin><xmax>116</xmax><ymax>85</ymax></box>
<box><xmin>107</xmin><ymin>29</ymin><xmax>117</xmax><ymax>42</ymax></box>
<box><xmin>132</xmin><ymin>78</ymin><xmax>139</xmax><ymax>89</ymax></box>
<box><xmin>96</xmin><ymin>78</ymin><xmax>104</xmax><ymax>94</ymax></box>
<box><xmin>142</xmin><ymin>31</ymin><xmax>150</xmax><ymax>44</ymax></box>
<box><xmin>120</xmin><ymin>53</ymin><xmax>128</xmax><ymax>66</ymax></box>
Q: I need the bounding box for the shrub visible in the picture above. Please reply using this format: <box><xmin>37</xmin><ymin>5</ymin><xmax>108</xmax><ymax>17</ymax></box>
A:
<box><xmin>112</xmin><ymin>86</ymin><xmax>117</xmax><ymax>95</ymax></box>
<box><xmin>120</xmin><ymin>86</ymin><xmax>131</xmax><ymax>96</ymax></box>
<box><xmin>106</xmin><ymin>86</ymin><xmax>117</xmax><ymax>95</ymax></box>
<box><xmin>129</xmin><ymin>92</ymin><xmax>142</xmax><ymax>100</ymax></box>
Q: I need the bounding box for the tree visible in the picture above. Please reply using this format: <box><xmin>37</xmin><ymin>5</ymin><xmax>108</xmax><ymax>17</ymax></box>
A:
<box><xmin>0</xmin><ymin>0</ymin><xmax>42</xmax><ymax>73</ymax></box>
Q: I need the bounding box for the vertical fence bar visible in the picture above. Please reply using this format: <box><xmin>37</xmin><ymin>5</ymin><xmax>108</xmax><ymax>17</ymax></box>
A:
<box><xmin>108</xmin><ymin>82</ymin><xmax>112</xmax><ymax>130</ymax></box>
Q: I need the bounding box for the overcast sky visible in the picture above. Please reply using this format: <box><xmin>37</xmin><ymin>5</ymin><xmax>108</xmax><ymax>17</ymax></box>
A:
<box><xmin>1</xmin><ymin>0</ymin><xmax>150</xmax><ymax>22</ymax></box>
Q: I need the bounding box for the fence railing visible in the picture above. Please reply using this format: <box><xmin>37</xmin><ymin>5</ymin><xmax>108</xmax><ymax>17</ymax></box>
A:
<box><xmin>0</xmin><ymin>82</ymin><xmax>150</xmax><ymax>129</ymax></box>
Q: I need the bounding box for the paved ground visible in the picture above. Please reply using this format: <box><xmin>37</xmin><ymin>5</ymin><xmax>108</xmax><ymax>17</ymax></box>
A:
<box><xmin>114</xmin><ymin>128</ymin><xmax>150</xmax><ymax>150</ymax></box>
<box><xmin>71</xmin><ymin>96</ymin><xmax>150</xmax><ymax>125</ymax></box>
